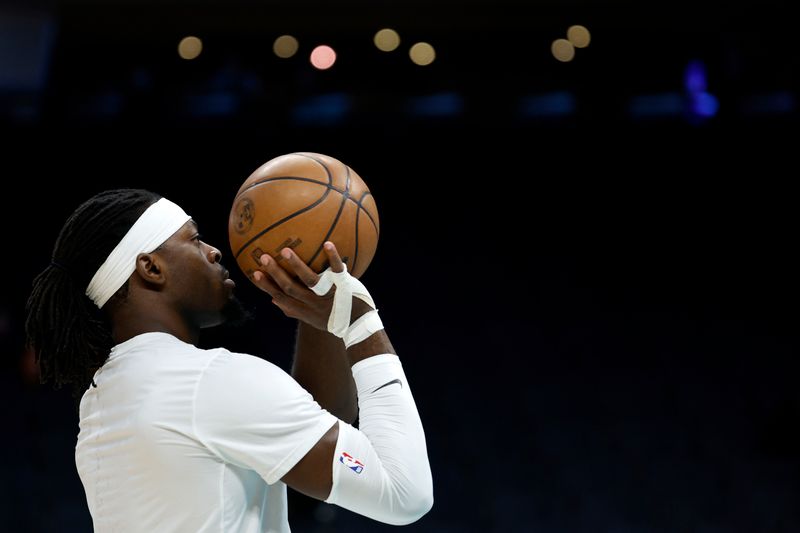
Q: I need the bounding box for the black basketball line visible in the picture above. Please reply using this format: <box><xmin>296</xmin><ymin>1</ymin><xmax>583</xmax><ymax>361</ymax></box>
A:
<box><xmin>352</xmin><ymin>195</ymin><xmax>381</xmax><ymax>276</ymax></box>
<box><xmin>352</xmin><ymin>199</ymin><xmax>361</xmax><ymax>275</ymax></box>
<box><xmin>307</xmin><ymin>161</ymin><xmax>352</xmax><ymax>268</ymax></box>
<box><xmin>235</xmin><ymin>166</ymin><xmax>379</xmax><ymax>235</ymax></box>
<box><xmin>234</xmin><ymin>152</ymin><xmax>330</xmax><ymax>200</ymax></box>
<box><xmin>237</xmin><ymin>176</ymin><xmax>331</xmax><ymax>197</ymax></box>
<box><xmin>238</xmin><ymin>175</ymin><xmax>369</xmax><ymax>214</ymax></box>
<box><xmin>291</xmin><ymin>152</ymin><xmax>329</xmax><ymax>169</ymax></box>
<box><xmin>355</xmin><ymin>190</ymin><xmax>379</xmax><ymax>237</ymax></box>
<box><xmin>234</xmin><ymin>152</ymin><xmax>380</xmax><ymax>237</ymax></box>
<box><xmin>234</xmin><ymin>182</ymin><xmax>380</xmax><ymax>261</ymax></box>
<box><xmin>234</xmin><ymin>180</ymin><xmax>330</xmax><ymax>260</ymax></box>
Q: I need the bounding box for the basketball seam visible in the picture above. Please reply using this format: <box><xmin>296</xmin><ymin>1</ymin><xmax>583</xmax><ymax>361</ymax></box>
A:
<box><xmin>236</xmin><ymin>153</ymin><xmax>378</xmax><ymax>227</ymax></box>
<box><xmin>307</xmin><ymin>162</ymin><xmax>351</xmax><ymax>268</ymax></box>
<box><xmin>235</xmin><ymin>178</ymin><xmax>379</xmax><ymax>239</ymax></box>
<box><xmin>234</xmin><ymin>153</ymin><xmax>331</xmax><ymax>201</ymax></box>
<box><xmin>237</xmin><ymin>176</ymin><xmax>369</xmax><ymax>212</ymax></box>
<box><xmin>233</xmin><ymin>186</ymin><xmax>332</xmax><ymax>260</ymax></box>
<box><xmin>352</xmin><ymin>197</ymin><xmax>361</xmax><ymax>275</ymax></box>
<box><xmin>236</xmin><ymin>176</ymin><xmax>328</xmax><ymax>197</ymax></box>
<box><xmin>356</xmin><ymin>191</ymin><xmax>379</xmax><ymax>237</ymax></box>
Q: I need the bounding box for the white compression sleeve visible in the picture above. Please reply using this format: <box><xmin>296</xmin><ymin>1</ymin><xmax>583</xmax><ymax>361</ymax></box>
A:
<box><xmin>325</xmin><ymin>354</ymin><xmax>433</xmax><ymax>525</ymax></box>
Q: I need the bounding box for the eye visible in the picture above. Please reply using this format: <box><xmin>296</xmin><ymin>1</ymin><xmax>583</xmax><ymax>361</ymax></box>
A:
<box><xmin>193</xmin><ymin>233</ymin><xmax>204</xmax><ymax>242</ymax></box>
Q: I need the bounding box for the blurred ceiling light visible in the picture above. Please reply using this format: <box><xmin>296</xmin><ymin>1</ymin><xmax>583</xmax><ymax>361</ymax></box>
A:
<box><xmin>310</xmin><ymin>45</ymin><xmax>337</xmax><ymax>70</ymax></box>
<box><xmin>374</xmin><ymin>28</ymin><xmax>401</xmax><ymax>52</ymax></box>
<box><xmin>567</xmin><ymin>25</ymin><xmax>591</xmax><ymax>48</ymax></box>
<box><xmin>551</xmin><ymin>39</ymin><xmax>575</xmax><ymax>62</ymax></box>
<box><xmin>409</xmin><ymin>42</ymin><xmax>436</xmax><ymax>66</ymax></box>
<box><xmin>178</xmin><ymin>36</ymin><xmax>202</xmax><ymax>60</ymax></box>
<box><xmin>273</xmin><ymin>35</ymin><xmax>299</xmax><ymax>58</ymax></box>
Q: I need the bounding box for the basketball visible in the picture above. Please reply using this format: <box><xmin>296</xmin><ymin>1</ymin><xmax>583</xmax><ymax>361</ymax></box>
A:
<box><xmin>228</xmin><ymin>152</ymin><xmax>380</xmax><ymax>285</ymax></box>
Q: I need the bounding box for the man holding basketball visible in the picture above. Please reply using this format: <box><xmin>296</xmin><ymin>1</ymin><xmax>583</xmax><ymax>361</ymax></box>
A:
<box><xmin>25</xmin><ymin>189</ymin><xmax>433</xmax><ymax>532</ymax></box>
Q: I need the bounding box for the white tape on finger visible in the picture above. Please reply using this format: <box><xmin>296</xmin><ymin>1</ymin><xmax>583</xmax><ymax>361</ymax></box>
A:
<box><xmin>311</xmin><ymin>265</ymin><xmax>376</xmax><ymax>338</ymax></box>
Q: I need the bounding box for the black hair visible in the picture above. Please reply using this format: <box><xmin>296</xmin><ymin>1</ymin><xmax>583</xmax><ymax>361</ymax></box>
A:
<box><xmin>25</xmin><ymin>188</ymin><xmax>161</xmax><ymax>399</ymax></box>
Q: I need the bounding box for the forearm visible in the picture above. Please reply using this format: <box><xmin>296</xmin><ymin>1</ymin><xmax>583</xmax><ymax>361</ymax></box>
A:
<box><xmin>292</xmin><ymin>321</ymin><xmax>358</xmax><ymax>423</ymax></box>
<box><xmin>325</xmin><ymin>350</ymin><xmax>433</xmax><ymax>525</ymax></box>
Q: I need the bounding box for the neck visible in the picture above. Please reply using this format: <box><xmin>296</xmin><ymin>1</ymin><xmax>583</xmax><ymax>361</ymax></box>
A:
<box><xmin>109</xmin><ymin>302</ymin><xmax>199</xmax><ymax>346</ymax></box>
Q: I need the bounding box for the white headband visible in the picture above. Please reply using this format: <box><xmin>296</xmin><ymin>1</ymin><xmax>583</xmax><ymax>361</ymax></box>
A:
<box><xmin>85</xmin><ymin>197</ymin><xmax>192</xmax><ymax>308</ymax></box>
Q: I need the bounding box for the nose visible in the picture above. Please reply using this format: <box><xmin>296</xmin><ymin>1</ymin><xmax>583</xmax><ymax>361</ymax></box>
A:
<box><xmin>206</xmin><ymin>244</ymin><xmax>222</xmax><ymax>264</ymax></box>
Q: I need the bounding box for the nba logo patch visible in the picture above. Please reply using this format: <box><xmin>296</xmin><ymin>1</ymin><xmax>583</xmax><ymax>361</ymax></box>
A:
<box><xmin>339</xmin><ymin>452</ymin><xmax>364</xmax><ymax>474</ymax></box>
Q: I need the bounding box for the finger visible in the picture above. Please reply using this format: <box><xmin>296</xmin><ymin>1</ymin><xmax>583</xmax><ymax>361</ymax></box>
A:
<box><xmin>322</xmin><ymin>241</ymin><xmax>346</xmax><ymax>273</ymax></box>
<box><xmin>259</xmin><ymin>253</ymin><xmax>312</xmax><ymax>302</ymax></box>
<box><xmin>252</xmin><ymin>267</ymin><xmax>285</xmax><ymax>299</ymax></box>
<box><xmin>256</xmin><ymin>270</ymin><xmax>307</xmax><ymax>317</ymax></box>
<box><xmin>279</xmin><ymin>248</ymin><xmax>320</xmax><ymax>288</ymax></box>
<box><xmin>270</xmin><ymin>293</ymin><xmax>305</xmax><ymax>319</ymax></box>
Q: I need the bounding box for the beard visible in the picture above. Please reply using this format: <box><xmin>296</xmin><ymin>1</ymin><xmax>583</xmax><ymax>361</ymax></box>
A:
<box><xmin>197</xmin><ymin>294</ymin><xmax>255</xmax><ymax>351</ymax></box>
<box><xmin>219</xmin><ymin>295</ymin><xmax>253</xmax><ymax>328</ymax></box>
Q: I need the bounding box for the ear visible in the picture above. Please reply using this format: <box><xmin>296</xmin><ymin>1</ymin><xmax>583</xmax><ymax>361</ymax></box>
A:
<box><xmin>134</xmin><ymin>252</ymin><xmax>167</xmax><ymax>287</ymax></box>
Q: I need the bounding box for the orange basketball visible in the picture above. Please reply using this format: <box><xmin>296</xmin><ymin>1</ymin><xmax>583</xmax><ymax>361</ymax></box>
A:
<box><xmin>228</xmin><ymin>152</ymin><xmax>380</xmax><ymax>285</ymax></box>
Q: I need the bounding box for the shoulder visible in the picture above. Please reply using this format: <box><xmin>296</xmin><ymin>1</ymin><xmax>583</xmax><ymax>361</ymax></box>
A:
<box><xmin>202</xmin><ymin>348</ymin><xmax>284</xmax><ymax>376</ymax></box>
<box><xmin>196</xmin><ymin>349</ymin><xmax>302</xmax><ymax>401</ymax></box>
<box><xmin>193</xmin><ymin>349</ymin><xmax>326</xmax><ymax>435</ymax></box>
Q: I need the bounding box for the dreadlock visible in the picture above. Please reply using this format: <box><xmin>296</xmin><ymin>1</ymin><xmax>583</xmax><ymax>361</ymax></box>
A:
<box><xmin>25</xmin><ymin>188</ymin><xmax>161</xmax><ymax>399</ymax></box>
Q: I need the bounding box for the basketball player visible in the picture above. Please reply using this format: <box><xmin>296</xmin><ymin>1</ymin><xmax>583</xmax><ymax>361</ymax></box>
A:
<box><xmin>25</xmin><ymin>189</ymin><xmax>432</xmax><ymax>531</ymax></box>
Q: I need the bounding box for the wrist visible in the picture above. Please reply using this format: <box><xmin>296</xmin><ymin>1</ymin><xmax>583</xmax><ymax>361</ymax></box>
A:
<box><xmin>350</xmin><ymin>297</ymin><xmax>372</xmax><ymax>323</ymax></box>
<box><xmin>346</xmin><ymin>330</ymin><xmax>396</xmax><ymax>366</ymax></box>
<box><xmin>344</xmin><ymin>310</ymin><xmax>383</xmax><ymax>348</ymax></box>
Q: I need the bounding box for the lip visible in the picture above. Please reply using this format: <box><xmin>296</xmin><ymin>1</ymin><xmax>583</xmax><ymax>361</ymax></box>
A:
<box><xmin>222</xmin><ymin>268</ymin><xmax>235</xmax><ymax>289</ymax></box>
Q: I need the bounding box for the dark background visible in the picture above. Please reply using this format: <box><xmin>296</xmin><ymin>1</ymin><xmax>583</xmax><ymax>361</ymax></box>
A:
<box><xmin>2</xmin><ymin>0</ymin><xmax>798</xmax><ymax>531</ymax></box>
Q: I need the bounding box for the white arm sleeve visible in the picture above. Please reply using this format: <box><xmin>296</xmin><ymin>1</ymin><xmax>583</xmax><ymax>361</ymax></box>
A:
<box><xmin>324</xmin><ymin>354</ymin><xmax>433</xmax><ymax>525</ymax></box>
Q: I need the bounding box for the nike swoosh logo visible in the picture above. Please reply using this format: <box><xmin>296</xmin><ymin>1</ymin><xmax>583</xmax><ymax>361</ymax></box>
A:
<box><xmin>372</xmin><ymin>378</ymin><xmax>402</xmax><ymax>393</ymax></box>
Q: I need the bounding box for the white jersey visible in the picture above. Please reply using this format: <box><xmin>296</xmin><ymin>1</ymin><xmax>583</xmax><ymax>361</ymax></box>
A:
<box><xmin>75</xmin><ymin>332</ymin><xmax>337</xmax><ymax>533</ymax></box>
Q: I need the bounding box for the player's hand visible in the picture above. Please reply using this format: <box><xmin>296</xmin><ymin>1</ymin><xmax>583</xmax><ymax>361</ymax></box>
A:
<box><xmin>252</xmin><ymin>241</ymin><xmax>345</xmax><ymax>331</ymax></box>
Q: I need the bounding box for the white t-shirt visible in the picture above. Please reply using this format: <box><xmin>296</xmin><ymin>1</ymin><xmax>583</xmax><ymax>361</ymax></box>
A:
<box><xmin>75</xmin><ymin>332</ymin><xmax>338</xmax><ymax>533</ymax></box>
